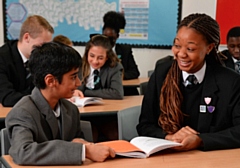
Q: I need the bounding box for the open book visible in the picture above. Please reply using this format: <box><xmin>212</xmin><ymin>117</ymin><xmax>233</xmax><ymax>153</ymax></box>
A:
<box><xmin>72</xmin><ymin>96</ymin><xmax>103</xmax><ymax>107</ymax></box>
<box><xmin>100</xmin><ymin>136</ymin><xmax>182</xmax><ymax>158</ymax></box>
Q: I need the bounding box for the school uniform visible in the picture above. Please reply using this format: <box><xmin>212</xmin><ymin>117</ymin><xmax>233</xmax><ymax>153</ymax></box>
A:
<box><xmin>79</xmin><ymin>62</ymin><xmax>124</xmax><ymax>99</ymax></box>
<box><xmin>221</xmin><ymin>50</ymin><xmax>235</xmax><ymax>70</ymax></box>
<box><xmin>5</xmin><ymin>87</ymin><xmax>84</xmax><ymax>165</ymax></box>
<box><xmin>115</xmin><ymin>44</ymin><xmax>140</xmax><ymax>95</ymax></box>
<box><xmin>137</xmin><ymin>56</ymin><xmax>240</xmax><ymax>151</ymax></box>
<box><xmin>0</xmin><ymin>40</ymin><xmax>34</xmax><ymax>107</ymax></box>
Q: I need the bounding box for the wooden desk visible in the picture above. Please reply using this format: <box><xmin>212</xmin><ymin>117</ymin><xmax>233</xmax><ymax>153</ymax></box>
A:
<box><xmin>122</xmin><ymin>77</ymin><xmax>149</xmax><ymax>87</ymax></box>
<box><xmin>0</xmin><ymin>107</ymin><xmax>12</xmax><ymax>119</ymax></box>
<box><xmin>0</xmin><ymin>96</ymin><xmax>143</xmax><ymax>118</ymax></box>
<box><xmin>1</xmin><ymin>148</ymin><xmax>240</xmax><ymax>168</ymax></box>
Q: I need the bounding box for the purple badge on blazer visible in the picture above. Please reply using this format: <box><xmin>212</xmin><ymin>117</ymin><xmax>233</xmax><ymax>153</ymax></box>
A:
<box><xmin>207</xmin><ymin>106</ymin><xmax>215</xmax><ymax>113</ymax></box>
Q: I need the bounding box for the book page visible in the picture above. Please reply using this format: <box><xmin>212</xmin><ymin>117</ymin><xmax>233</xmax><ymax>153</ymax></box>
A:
<box><xmin>73</xmin><ymin>97</ymin><xmax>103</xmax><ymax>107</ymax></box>
<box><xmin>130</xmin><ymin>136</ymin><xmax>182</xmax><ymax>157</ymax></box>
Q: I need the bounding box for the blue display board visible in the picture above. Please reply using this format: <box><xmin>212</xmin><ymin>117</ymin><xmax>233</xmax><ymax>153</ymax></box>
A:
<box><xmin>3</xmin><ymin>0</ymin><xmax>182</xmax><ymax>48</ymax></box>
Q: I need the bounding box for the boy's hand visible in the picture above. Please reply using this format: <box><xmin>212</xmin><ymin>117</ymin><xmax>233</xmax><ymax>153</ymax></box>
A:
<box><xmin>85</xmin><ymin>144</ymin><xmax>115</xmax><ymax>162</ymax></box>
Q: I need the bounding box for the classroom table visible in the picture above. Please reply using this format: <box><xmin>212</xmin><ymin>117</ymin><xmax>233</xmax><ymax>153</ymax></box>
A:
<box><xmin>1</xmin><ymin>148</ymin><xmax>240</xmax><ymax>168</ymax></box>
<box><xmin>122</xmin><ymin>77</ymin><xmax>149</xmax><ymax>87</ymax></box>
<box><xmin>0</xmin><ymin>96</ymin><xmax>143</xmax><ymax>119</ymax></box>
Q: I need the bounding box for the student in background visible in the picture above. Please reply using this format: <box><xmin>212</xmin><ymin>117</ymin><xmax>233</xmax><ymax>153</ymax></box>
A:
<box><xmin>79</xmin><ymin>35</ymin><xmax>123</xmax><ymax>142</ymax></box>
<box><xmin>79</xmin><ymin>34</ymin><xmax>123</xmax><ymax>99</ymax></box>
<box><xmin>6</xmin><ymin>42</ymin><xmax>115</xmax><ymax>165</ymax></box>
<box><xmin>137</xmin><ymin>13</ymin><xmax>240</xmax><ymax>151</ymax></box>
<box><xmin>0</xmin><ymin>15</ymin><xmax>54</xmax><ymax>107</ymax></box>
<box><xmin>53</xmin><ymin>34</ymin><xmax>73</xmax><ymax>47</ymax></box>
<box><xmin>220</xmin><ymin>26</ymin><xmax>240</xmax><ymax>73</ymax></box>
<box><xmin>102</xmin><ymin>11</ymin><xmax>140</xmax><ymax>95</ymax></box>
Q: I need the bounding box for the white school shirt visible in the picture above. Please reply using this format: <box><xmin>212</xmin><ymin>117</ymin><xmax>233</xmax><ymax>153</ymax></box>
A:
<box><xmin>182</xmin><ymin>61</ymin><xmax>206</xmax><ymax>87</ymax></box>
<box><xmin>86</xmin><ymin>66</ymin><xmax>100</xmax><ymax>89</ymax></box>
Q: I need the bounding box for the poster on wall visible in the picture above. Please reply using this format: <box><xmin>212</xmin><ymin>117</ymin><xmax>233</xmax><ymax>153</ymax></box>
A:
<box><xmin>216</xmin><ymin>0</ymin><xmax>240</xmax><ymax>45</ymax></box>
<box><xmin>3</xmin><ymin>0</ymin><xmax>182</xmax><ymax>48</ymax></box>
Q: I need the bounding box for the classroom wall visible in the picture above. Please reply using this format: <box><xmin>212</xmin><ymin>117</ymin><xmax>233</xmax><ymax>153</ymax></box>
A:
<box><xmin>0</xmin><ymin>0</ymin><xmax>226</xmax><ymax>77</ymax></box>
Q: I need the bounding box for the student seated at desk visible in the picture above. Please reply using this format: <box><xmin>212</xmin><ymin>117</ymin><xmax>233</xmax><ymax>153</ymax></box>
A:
<box><xmin>5</xmin><ymin>42</ymin><xmax>115</xmax><ymax>165</ymax></box>
<box><xmin>137</xmin><ymin>13</ymin><xmax>240</xmax><ymax>151</ymax></box>
<box><xmin>220</xmin><ymin>26</ymin><xmax>240</xmax><ymax>73</ymax></box>
<box><xmin>102</xmin><ymin>11</ymin><xmax>140</xmax><ymax>95</ymax></box>
<box><xmin>79</xmin><ymin>34</ymin><xmax>123</xmax><ymax>99</ymax></box>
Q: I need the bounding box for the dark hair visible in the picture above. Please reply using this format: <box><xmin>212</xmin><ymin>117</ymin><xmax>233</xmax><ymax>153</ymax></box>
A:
<box><xmin>29</xmin><ymin>42</ymin><xmax>82</xmax><ymax>89</ymax></box>
<box><xmin>102</xmin><ymin>11</ymin><xmax>126</xmax><ymax>34</ymax></box>
<box><xmin>82</xmin><ymin>35</ymin><xmax>119</xmax><ymax>83</ymax></box>
<box><xmin>227</xmin><ymin>26</ymin><xmax>240</xmax><ymax>42</ymax></box>
<box><xmin>159</xmin><ymin>13</ymin><xmax>221</xmax><ymax>134</ymax></box>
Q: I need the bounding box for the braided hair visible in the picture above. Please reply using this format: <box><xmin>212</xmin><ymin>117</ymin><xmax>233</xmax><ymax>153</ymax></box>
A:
<box><xmin>159</xmin><ymin>13</ymin><xmax>222</xmax><ymax>134</ymax></box>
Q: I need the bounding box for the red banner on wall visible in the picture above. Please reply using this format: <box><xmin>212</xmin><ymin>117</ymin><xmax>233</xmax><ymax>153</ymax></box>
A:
<box><xmin>216</xmin><ymin>0</ymin><xmax>240</xmax><ymax>44</ymax></box>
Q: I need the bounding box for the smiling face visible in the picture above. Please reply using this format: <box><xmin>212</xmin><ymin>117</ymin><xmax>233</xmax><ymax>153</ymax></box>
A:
<box><xmin>87</xmin><ymin>46</ymin><xmax>108</xmax><ymax>69</ymax></box>
<box><xmin>227</xmin><ymin>36</ymin><xmax>240</xmax><ymax>60</ymax></box>
<box><xmin>55</xmin><ymin>68</ymin><xmax>81</xmax><ymax>99</ymax></box>
<box><xmin>172</xmin><ymin>26</ymin><xmax>214</xmax><ymax>73</ymax></box>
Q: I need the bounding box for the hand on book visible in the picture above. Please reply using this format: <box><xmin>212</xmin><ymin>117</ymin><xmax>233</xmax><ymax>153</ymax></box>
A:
<box><xmin>165</xmin><ymin>126</ymin><xmax>202</xmax><ymax>151</ymax></box>
<box><xmin>67</xmin><ymin>90</ymin><xmax>84</xmax><ymax>103</ymax></box>
<box><xmin>73</xmin><ymin>90</ymin><xmax>84</xmax><ymax>98</ymax></box>
<box><xmin>85</xmin><ymin>143</ymin><xmax>116</xmax><ymax>162</ymax></box>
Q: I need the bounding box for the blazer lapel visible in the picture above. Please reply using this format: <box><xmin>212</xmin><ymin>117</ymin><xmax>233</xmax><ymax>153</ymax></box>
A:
<box><xmin>60</xmin><ymin>101</ymin><xmax>72</xmax><ymax>140</ymax></box>
<box><xmin>31</xmin><ymin>88</ymin><xmax>59</xmax><ymax>139</ymax></box>
<box><xmin>100</xmin><ymin>65</ymin><xmax>108</xmax><ymax>88</ymax></box>
<box><xmin>198</xmin><ymin>65</ymin><xmax>219</xmax><ymax>132</ymax></box>
<box><xmin>115</xmin><ymin>44</ymin><xmax>123</xmax><ymax>59</ymax></box>
<box><xmin>12</xmin><ymin>42</ymin><xmax>27</xmax><ymax>89</ymax></box>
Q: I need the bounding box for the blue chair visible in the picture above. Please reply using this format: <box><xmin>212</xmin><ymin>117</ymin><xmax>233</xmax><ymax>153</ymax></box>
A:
<box><xmin>117</xmin><ymin>105</ymin><xmax>141</xmax><ymax>141</ymax></box>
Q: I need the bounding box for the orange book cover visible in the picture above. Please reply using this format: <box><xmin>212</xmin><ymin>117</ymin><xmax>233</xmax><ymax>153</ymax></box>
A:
<box><xmin>99</xmin><ymin>137</ymin><xmax>182</xmax><ymax>158</ymax></box>
<box><xmin>99</xmin><ymin>140</ymin><xmax>144</xmax><ymax>153</ymax></box>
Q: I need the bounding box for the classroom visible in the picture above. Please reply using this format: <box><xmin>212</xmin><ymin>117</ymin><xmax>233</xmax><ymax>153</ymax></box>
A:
<box><xmin>0</xmin><ymin>0</ymin><xmax>227</xmax><ymax>77</ymax></box>
<box><xmin>1</xmin><ymin>0</ymin><xmax>240</xmax><ymax>167</ymax></box>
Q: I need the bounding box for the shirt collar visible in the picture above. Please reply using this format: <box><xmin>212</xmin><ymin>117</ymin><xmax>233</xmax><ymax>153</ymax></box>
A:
<box><xmin>182</xmin><ymin>61</ymin><xmax>206</xmax><ymax>84</ymax></box>
<box><xmin>52</xmin><ymin>102</ymin><xmax>61</xmax><ymax>117</ymax></box>
<box><xmin>232</xmin><ymin>56</ymin><xmax>239</xmax><ymax>63</ymax></box>
<box><xmin>112</xmin><ymin>45</ymin><xmax>116</xmax><ymax>53</ymax></box>
<box><xmin>18</xmin><ymin>48</ymin><xmax>28</xmax><ymax>64</ymax></box>
<box><xmin>90</xmin><ymin>66</ymin><xmax>100</xmax><ymax>75</ymax></box>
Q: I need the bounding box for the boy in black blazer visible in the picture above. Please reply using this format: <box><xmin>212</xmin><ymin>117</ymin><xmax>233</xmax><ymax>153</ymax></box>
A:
<box><xmin>0</xmin><ymin>15</ymin><xmax>54</xmax><ymax>107</ymax></box>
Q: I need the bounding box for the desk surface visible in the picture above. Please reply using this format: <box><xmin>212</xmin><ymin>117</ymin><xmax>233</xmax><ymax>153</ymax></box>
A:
<box><xmin>0</xmin><ymin>96</ymin><xmax>143</xmax><ymax>118</ymax></box>
<box><xmin>122</xmin><ymin>77</ymin><xmax>149</xmax><ymax>87</ymax></box>
<box><xmin>1</xmin><ymin>148</ymin><xmax>240</xmax><ymax>168</ymax></box>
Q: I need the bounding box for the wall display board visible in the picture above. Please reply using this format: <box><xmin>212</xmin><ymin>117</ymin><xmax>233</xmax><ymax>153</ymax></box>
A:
<box><xmin>3</xmin><ymin>0</ymin><xmax>182</xmax><ymax>48</ymax></box>
<box><xmin>216</xmin><ymin>0</ymin><xmax>240</xmax><ymax>45</ymax></box>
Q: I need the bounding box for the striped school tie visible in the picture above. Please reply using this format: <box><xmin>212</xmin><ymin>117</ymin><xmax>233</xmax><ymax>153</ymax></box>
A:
<box><xmin>235</xmin><ymin>61</ymin><xmax>240</xmax><ymax>74</ymax></box>
<box><xmin>93</xmin><ymin>69</ymin><xmax>101</xmax><ymax>90</ymax></box>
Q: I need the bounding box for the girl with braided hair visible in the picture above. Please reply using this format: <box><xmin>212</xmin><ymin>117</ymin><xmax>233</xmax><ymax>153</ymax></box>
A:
<box><xmin>137</xmin><ymin>13</ymin><xmax>240</xmax><ymax>151</ymax></box>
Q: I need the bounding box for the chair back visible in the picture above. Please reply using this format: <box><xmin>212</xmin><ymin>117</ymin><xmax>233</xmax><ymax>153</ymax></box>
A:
<box><xmin>80</xmin><ymin>120</ymin><xmax>93</xmax><ymax>142</ymax></box>
<box><xmin>1</xmin><ymin>128</ymin><xmax>10</xmax><ymax>155</ymax></box>
<box><xmin>148</xmin><ymin>70</ymin><xmax>154</xmax><ymax>77</ymax></box>
<box><xmin>117</xmin><ymin>105</ymin><xmax>141</xmax><ymax>141</ymax></box>
<box><xmin>140</xmin><ymin>82</ymin><xmax>148</xmax><ymax>95</ymax></box>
